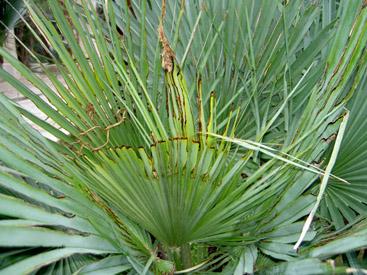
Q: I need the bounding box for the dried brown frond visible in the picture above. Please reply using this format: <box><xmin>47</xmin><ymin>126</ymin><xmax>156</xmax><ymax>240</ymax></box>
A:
<box><xmin>158</xmin><ymin>24</ymin><xmax>175</xmax><ymax>72</ymax></box>
<box><xmin>161</xmin><ymin>0</ymin><xmax>166</xmax><ymax>20</ymax></box>
<box><xmin>158</xmin><ymin>0</ymin><xmax>175</xmax><ymax>72</ymax></box>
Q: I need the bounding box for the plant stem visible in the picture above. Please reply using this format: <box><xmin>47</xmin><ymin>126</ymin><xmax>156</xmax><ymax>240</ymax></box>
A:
<box><xmin>180</xmin><ymin>243</ymin><xmax>192</xmax><ymax>269</ymax></box>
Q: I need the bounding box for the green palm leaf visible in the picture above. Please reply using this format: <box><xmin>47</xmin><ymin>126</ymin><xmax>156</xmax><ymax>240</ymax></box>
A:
<box><xmin>320</xmin><ymin>78</ymin><xmax>367</xmax><ymax>229</ymax></box>
<box><xmin>0</xmin><ymin>0</ymin><xmax>367</xmax><ymax>273</ymax></box>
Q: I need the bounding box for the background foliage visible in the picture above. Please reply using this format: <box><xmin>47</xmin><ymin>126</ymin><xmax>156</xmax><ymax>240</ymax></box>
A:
<box><xmin>0</xmin><ymin>0</ymin><xmax>367</xmax><ymax>274</ymax></box>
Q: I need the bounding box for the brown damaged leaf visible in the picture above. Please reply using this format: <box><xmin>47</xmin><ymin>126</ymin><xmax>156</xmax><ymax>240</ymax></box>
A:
<box><xmin>158</xmin><ymin>0</ymin><xmax>175</xmax><ymax>72</ymax></box>
<box><xmin>158</xmin><ymin>24</ymin><xmax>175</xmax><ymax>72</ymax></box>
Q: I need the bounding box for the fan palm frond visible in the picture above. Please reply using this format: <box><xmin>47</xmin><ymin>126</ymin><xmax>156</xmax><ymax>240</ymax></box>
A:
<box><xmin>0</xmin><ymin>0</ymin><xmax>367</xmax><ymax>273</ymax></box>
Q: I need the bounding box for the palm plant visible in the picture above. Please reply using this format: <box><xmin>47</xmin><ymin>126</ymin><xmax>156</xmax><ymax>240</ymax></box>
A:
<box><xmin>0</xmin><ymin>0</ymin><xmax>367</xmax><ymax>273</ymax></box>
<box><xmin>0</xmin><ymin>0</ymin><xmax>50</xmax><ymax>67</ymax></box>
<box><xmin>0</xmin><ymin>0</ymin><xmax>26</xmax><ymax>65</ymax></box>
